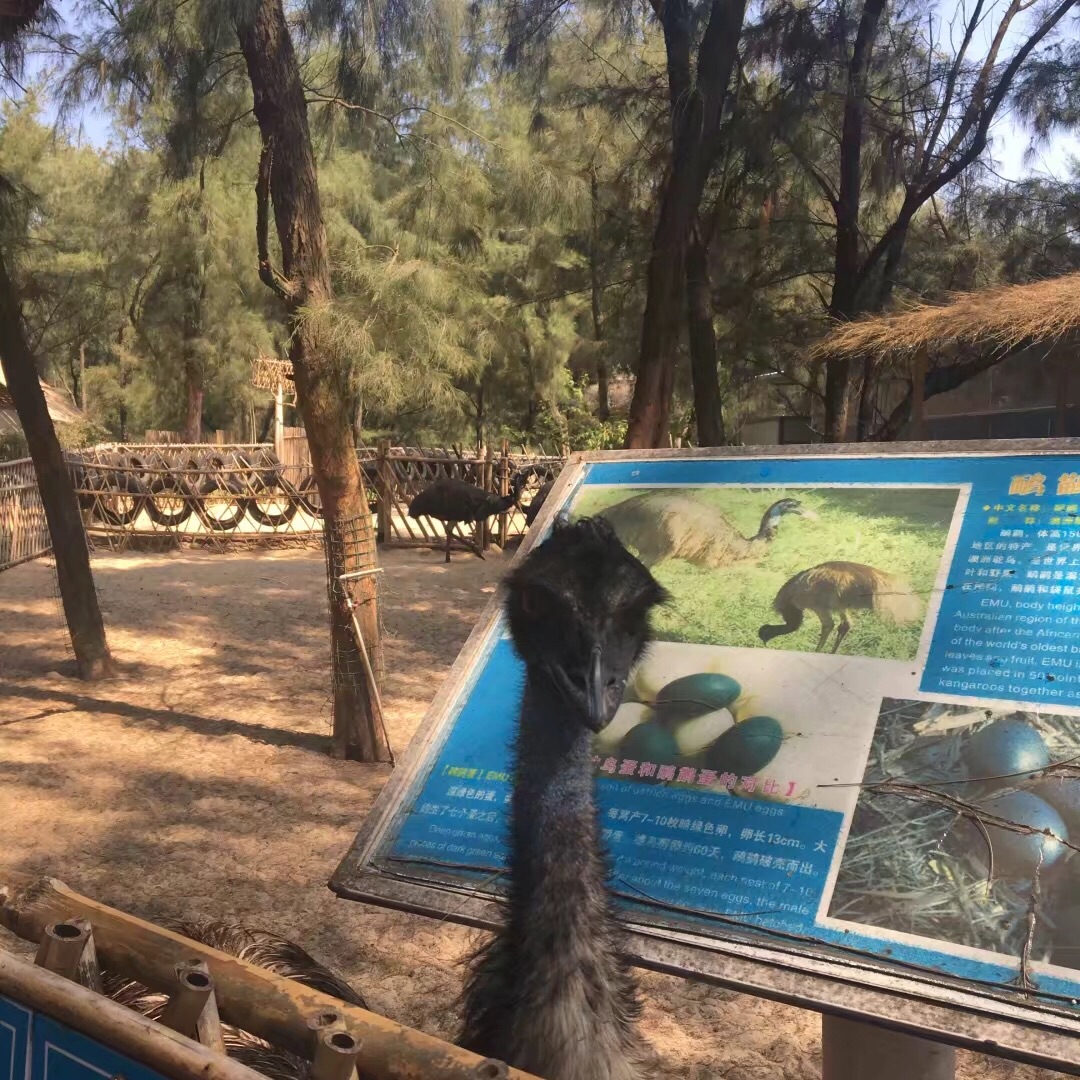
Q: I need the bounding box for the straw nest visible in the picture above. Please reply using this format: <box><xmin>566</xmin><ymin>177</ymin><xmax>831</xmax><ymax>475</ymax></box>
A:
<box><xmin>830</xmin><ymin>699</ymin><xmax>1080</xmax><ymax>968</ymax></box>
<box><xmin>813</xmin><ymin>272</ymin><xmax>1080</xmax><ymax>361</ymax></box>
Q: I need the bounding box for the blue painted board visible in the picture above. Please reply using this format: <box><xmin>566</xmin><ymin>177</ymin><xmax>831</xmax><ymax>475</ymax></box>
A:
<box><xmin>0</xmin><ymin>996</ymin><xmax>32</xmax><ymax>1080</ymax></box>
<box><xmin>344</xmin><ymin>448</ymin><xmax>1080</xmax><ymax>1015</ymax></box>
<box><xmin>0</xmin><ymin>998</ymin><xmax>169</xmax><ymax>1080</ymax></box>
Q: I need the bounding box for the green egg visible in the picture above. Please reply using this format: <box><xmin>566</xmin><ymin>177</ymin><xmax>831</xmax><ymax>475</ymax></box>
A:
<box><xmin>704</xmin><ymin>715</ymin><xmax>783</xmax><ymax>776</ymax></box>
<box><xmin>618</xmin><ymin>721</ymin><xmax>681</xmax><ymax>784</ymax></box>
<box><xmin>655</xmin><ymin>673</ymin><xmax>742</xmax><ymax>724</ymax></box>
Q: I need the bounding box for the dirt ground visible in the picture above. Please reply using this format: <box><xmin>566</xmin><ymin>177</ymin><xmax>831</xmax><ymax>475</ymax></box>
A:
<box><xmin>0</xmin><ymin>544</ymin><xmax>1063</xmax><ymax>1080</ymax></box>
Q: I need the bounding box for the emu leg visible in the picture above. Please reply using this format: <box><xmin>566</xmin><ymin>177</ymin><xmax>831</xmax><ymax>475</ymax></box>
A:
<box><xmin>444</xmin><ymin>523</ymin><xmax>452</xmax><ymax>563</ymax></box>
<box><xmin>815</xmin><ymin>612</ymin><xmax>834</xmax><ymax>652</ymax></box>
<box><xmin>832</xmin><ymin>614</ymin><xmax>852</xmax><ymax>654</ymax></box>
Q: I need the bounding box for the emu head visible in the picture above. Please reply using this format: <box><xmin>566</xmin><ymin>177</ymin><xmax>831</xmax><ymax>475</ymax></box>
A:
<box><xmin>757</xmin><ymin>497</ymin><xmax>816</xmax><ymax>539</ymax></box>
<box><xmin>505</xmin><ymin>515</ymin><xmax>669</xmax><ymax>732</ymax></box>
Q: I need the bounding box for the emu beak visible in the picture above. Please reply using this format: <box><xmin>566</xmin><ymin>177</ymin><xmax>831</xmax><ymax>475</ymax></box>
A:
<box><xmin>586</xmin><ymin>644</ymin><xmax>607</xmax><ymax>731</ymax></box>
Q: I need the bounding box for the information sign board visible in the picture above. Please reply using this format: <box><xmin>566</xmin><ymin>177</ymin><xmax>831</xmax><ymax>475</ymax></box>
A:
<box><xmin>332</xmin><ymin>442</ymin><xmax>1080</xmax><ymax>1072</ymax></box>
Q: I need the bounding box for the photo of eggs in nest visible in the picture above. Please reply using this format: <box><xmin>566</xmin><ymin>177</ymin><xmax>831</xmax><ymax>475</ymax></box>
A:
<box><xmin>587</xmin><ymin>644</ymin><xmax>868</xmax><ymax>806</ymax></box>
<box><xmin>829</xmin><ymin>697</ymin><xmax>1080</xmax><ymax>971</ymax></box>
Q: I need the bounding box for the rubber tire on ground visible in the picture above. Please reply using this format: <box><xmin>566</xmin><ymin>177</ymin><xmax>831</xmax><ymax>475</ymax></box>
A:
<box><xmin>196</xmin><ymin>476</ymin><xmax>249</xmax><ymax>532</ymax></box>
<box><xmin>145</xmin><ymin>476</ymin><xmax>195</xmax><ymax>527</ymax></box>
<box><xmin>90</xmin><ymin>471</ymin><xmax>147</xmax><ymax>527</ymax></box>
<box><xmin>299</xmin><ymin>474</ymin><xmax>322</xmax><ymax>517</ymax></box>
<box><xmin>248</xmin><ymin>484</ymin><xmax>300</xmax><ymax>527</ymax></box>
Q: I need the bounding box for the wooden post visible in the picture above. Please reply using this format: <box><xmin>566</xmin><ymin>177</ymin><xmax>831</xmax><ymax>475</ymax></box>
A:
<box><xmin>313</xmin><ymin>1028</ymin><xmax>362</xmax><ymax>1080</ymax></box>
<box><xmin>821</xmin><ymin>1015</ymin><xmax>954</xmax><ymax>1080</ymax></box>
<box><xmin>33</xmin><ymin>917</ymin><xmax>102</xmax><ymax>992</ymax></box>
<box><xmin>497</xmin><ymin>439</ymin><xmax>510</xmax><ymax>551</ymax></box>
<box><xmin>161</xmin><ymin>960</ymin><xmax>226</xmax><ymax>1054</ymax></box>
<box><xmin>481</xmin><ymin>445</ymin><xmax>494</xmax><ymax>551</ymax></box>
<box><xmin>1055</xmin><ymin>350</ymin><xmax>1069</xmax><ymax>437</ymax></box>
<box><xmin>274</xmin><ymin>381</ymin><xmax>285</xmax><ymax>458</ymax></box>
<box><xmin>375</xmin><ymin>439</ymin><xmax>390</xmax><ymax>545</ymax></box>
<box><xmin>910</xmin><ymin>347</ymin><xmax>927</xmax><ymax>441</ymax></box>
<box><xmin>471</xmin><ymin>447</ymin><xmax>483</xmax><ymax>554</ymax></box>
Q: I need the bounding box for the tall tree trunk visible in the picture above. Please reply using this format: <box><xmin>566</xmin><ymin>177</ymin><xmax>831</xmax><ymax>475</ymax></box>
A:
<box><xmin>686</xmin><ymin>226</ymin><xmax>724</xmax><ymax>446</ymax></box>
<box><xmin>181</xmin><ymin>169</ymin><xmax>209</xmax><ymax>444</ymax></box>
<box><xmin>0</xmin><ymin>248</ymin><xmax>114</xmax><ymax>679</ymax></box>
<box><xmin>823</xmin><ymin>0</ymin><xmax>888</xmax><ymax>443</ymax></box>
<box><xmin>475</xmin><ymin>380</ymin><xmax>484</xmax><ymax>452</ymax></box>
<box><xmin>78</xmin><ymin>341</ymin><xmax>86</xmax><ymax>411</ymax></box>
<box><xmin>235</xmin><ymin>0</ymin><xmax>388</xmax><ymax>763</ymax></box>
<box><xmin>624</xmin><ymin>196</ymin><xmax>684</xmax><ymax>448</ymax></box>
<box><xmin>183</xmin><ymin>366</ymin><xmax>203</xmax><ymax>442</ymax></box>
<box><xmin>589</xmin><ymin>171</ymin><xmax>609</xmax><ymax>422</ymax></box>
<box><xmin>623</xmin><ymin>0</ymin><xmax>748</xmax><ymax>449</ymax></box>
<box><xmin>854</xmin><ymin>224</ymin><xmax>908</xmax><ymax>440</ymax></box>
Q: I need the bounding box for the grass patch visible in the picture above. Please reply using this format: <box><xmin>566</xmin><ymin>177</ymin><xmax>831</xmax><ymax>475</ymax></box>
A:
<box><xmin>572</xmin><ymin>485</ymin><xmax>959</xmax><ymax>660</ymax></box>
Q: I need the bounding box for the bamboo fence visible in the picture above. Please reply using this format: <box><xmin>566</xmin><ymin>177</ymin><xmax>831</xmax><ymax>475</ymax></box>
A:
<box><xmin>0</xmin><ymin>458</ymin><xmax>50</xmax><ymax>571</ymax></box>
<box><xmin>0</xmin><ymin>441</ymin><xmax>565</xmax><ymax>565</ymax></box>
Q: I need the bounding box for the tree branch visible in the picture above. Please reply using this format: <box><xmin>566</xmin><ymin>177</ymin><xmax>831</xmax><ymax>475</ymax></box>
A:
<box><xmin>255</xmin><ymin>138</ymin><xmax>295</xmax><ymax>303</ymax></box>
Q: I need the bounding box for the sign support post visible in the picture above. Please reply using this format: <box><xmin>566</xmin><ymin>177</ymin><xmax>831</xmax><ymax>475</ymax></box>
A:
<box><xmin>821</xmin><ymin>1015</ymin><xmax>955</xmax><ymax>1080</ymax></box>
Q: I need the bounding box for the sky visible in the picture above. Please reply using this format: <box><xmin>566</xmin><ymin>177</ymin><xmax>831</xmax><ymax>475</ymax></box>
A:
<box><xmin>21</xmin><ymin>0</ymin><xmax>1080</xmax><ymax>185</ymax></box>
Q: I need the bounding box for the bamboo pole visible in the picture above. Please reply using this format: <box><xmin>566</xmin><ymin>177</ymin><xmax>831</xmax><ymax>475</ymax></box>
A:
<box><xmin>497</xmin><ymin>440</ymin><xmax>509</xmax><ymax>551</ymax></box>
<box><xmin>313</xmin><ymin>1027</ymin><xmax>362</xmax><ymax>1080</ymax></box>
<box><xmin>0</xmin><ymin>874</ymin><xmax>538</xmax><ymax>1080</ymax></box>
<box><xmin>910</xmin><ymin>346</ymin><xmax>928</xmax><ymax>441</ymax></box>
<box><xmin>482</xmin><ymin>445</ymin><xmax>494</xmax><ymax>551</ymax></box>
<box><xmin>1055</xmin><ymin>349</ymin><xmax>1069</xmax><ymax>437</ymax></box>
<box><xmin>375</xmin><ymin>439</ymin><xmax>390</xmax><ymax>545</ymax></box>
<box><xmin>161</xmin><ymin>960</ymin><xmax>226</xmax><ymax>1055</ymax></box>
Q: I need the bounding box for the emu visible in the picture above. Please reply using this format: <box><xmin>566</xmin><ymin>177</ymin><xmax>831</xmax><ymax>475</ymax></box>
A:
<box><xmin>758</xmin><ymin>560</ymin><xmax>923</xmax><ymax>654</ymax></box>
<box><xmin>599</xmin><ymin>490</ymin><xmax>810</xmax><ymax>569</ymax></box>
<box><xmin>460</xmin><ymin>515</ymin><xmax>667</xmax><ymax>1080</ymax></box>
<box><xmin>103</xmin><ymin>920</ymin><xmax>366</xmax><ymax>1080</ymax></box>
<box><xmin>408</xmin><ymin>471</ymin><xmax>530</xmax><ymax>563</ymax></box>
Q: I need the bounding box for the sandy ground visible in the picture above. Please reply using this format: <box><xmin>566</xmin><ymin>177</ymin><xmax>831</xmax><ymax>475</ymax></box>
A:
<box><xmin>0</xmin><ymin>544</ymin><xmax>1063</xmax><ymax>1080</ymax></box>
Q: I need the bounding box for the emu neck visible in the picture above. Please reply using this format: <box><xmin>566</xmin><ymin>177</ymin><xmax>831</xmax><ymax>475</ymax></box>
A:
<box><xmin>508</xmin><ymin>677</ymin><xmax>608</xmax><ymax>938</ymax></box>
<box><xmin>752</xmin><ymin>510</ymin><xmax>779</xmax><ymax>542</ymax></box>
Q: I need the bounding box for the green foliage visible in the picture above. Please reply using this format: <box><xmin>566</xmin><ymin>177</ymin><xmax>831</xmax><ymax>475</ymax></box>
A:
<box><xmin>2</xmin><ymin>0</ymin><xmax>1078</xmax><ymax>452</ymax></box>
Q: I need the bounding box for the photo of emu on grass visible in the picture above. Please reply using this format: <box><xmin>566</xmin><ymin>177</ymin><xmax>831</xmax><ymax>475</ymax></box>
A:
<box><xmin>573</xmin><ymin>485</ymin><xmax>959</xmax><ymax>661</ymax></box>
<box><xmin>460</xmin><ymin>515</ymin><xmax>668</xmax><ymax>1080</ymax></box>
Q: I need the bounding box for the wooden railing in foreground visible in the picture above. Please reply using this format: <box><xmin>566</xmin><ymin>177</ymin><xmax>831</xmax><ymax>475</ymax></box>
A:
<box><xmin>0</xmin><ymin>873</ymin><xmax>537</xmax><ymax>1080</ymax></box>
<box><xmin>0</xmin><ymin>950</ymin><xmax>263</xmax><ymax>1080</ymax></box>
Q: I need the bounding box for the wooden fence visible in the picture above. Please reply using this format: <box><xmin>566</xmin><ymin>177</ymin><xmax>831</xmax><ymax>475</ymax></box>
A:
<box><xmin>372</xmin><ymin>441</ymin><xmax>562</xmax><ymax>555</ymax></box>
<box><xmin>0</xmin><ymin>458</ymin><xmax>50</xmax><ymax>572</ymax></box>
<box><xmin>144</xmin><ymin>430</ymin><xmax>239</xmax><ymax>445</ymax></box>
<box><xmin>0</xmin><ymin>440</ymin><xmax>566</xmax><ymax>562</ymax></box>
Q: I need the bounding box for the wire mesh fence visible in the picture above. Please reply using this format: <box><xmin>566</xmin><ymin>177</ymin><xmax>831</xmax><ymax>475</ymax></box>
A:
<box><xmin>0</xmin><ymin>439</ymin><xmax>567</xmax><ymax>567</ymax></box>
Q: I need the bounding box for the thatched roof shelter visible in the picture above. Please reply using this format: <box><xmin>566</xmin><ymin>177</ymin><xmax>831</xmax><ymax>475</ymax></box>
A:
<box><xmin>0</xmin><ymin>0</ymin><xmax>48</xmax><ymax>45</ymax></box>
<box><xmin>0</xmin><ymin>366</ymin><xmax>83</xmax><ymax>437</ymax></box>
<box><xmin>814</xmin><ymin>272</ymin><xmax>1080</xmax><ymax>361</ymax></box>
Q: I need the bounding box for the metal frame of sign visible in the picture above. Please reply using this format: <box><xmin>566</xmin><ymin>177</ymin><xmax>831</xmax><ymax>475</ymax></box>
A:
<box><xmin>331</xmin><ymin>439</ymin><xmax>1080</xmax><ymax>1075</ymax></box>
